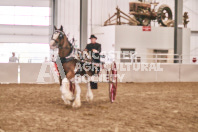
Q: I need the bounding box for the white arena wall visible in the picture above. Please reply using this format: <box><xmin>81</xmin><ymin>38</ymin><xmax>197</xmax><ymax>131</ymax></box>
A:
<box><xmin>118</xmin><ymin>64</ymin><xmax>198</xmax><ymax>82</ymax></box>
<box><xmin>0</xmin><ymin>63</ymin><xmax>197</xmax><ymax>83</ymax></box>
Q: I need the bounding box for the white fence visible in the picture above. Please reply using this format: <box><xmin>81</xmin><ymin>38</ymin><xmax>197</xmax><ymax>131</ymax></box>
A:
<box><xmin>118</xmin><ymin>64</ymin><xmax>198</xmax><ymax>82</ymax></box>
<box><xmin>1</xmin><ymin>51</ymin><xmax>198</xmax><ymax>64</ymax></box>
<box><xmin>118</xmin><ymin>53</ymin><xmax>198</xmax><ymax>64</ymax></box>
<box><xmin>0</xmin><ymin>63</ymin><xmax>57</xmax><ymax>84</ymax></box>
<box><xmin>1</xmin><ymin>52</ymin><xmax>198</xmax><ymax>83</ymax></box>
<box><xmin>0</xmin><ymin>63</ymin><xmax>198</xmax><ymax>83</ymax></box>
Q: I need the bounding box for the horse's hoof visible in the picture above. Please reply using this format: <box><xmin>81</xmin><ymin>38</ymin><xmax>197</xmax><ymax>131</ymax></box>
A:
<box><xmin>62</xmin><ymin>96</ymin><xmax>71</xmax><ymax>105</ymax></box>
<box><xmin>63</xmin><ymin>93</ymin><xmax>74</xmax><ymax>101</ymax></box>
<box><xmin>86</xmin><ymin>96</ymin><xmax>93</xmax><ymax>102</ymax></box>
<box><xmin>86</xmin><ymin>92</ymin><xmax>93</xmax><ymax>102</ymax></box>
<box><xmin>72</xmin><ymin>99</ymin><xmax>81</xmax><ymax>108</ymax></box>
<box><xmin>67</xmin><ymin>95</ymin><xmax>75</xmax><ymax>101</ymax></box>
<box><xmin>65</xmin><ymin>100</ymin><xmax>71</xmax><ymax>105</ymax></box>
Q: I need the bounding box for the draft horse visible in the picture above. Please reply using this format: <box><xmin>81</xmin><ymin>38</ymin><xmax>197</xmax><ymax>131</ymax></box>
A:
<box><xmin>50</xmin><ymin>25</ymin><xmax>98</xmax><ymax>108</ymax></box>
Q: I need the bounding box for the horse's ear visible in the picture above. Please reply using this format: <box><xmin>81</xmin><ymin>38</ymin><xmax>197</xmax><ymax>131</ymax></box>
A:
<box><xmin>54</xmin><ymin>25</ymin><xmax>57</xmax><ymax>30</ymax></box>
<box><xmin>60</xmin><ymin>25</ymin><xmax>63</xmax><ymax>31</ymax></box>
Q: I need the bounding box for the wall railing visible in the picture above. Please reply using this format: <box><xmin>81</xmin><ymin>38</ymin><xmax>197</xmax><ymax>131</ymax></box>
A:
<box><xmin>1</xmin><ymin>51</ymin><xmax>198</xmax><ymax>64</ymax></box>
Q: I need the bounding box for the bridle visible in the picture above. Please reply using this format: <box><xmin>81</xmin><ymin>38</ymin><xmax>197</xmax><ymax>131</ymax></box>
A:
<box><xmin>51</xmin><ymin>30</ymin><xmax>66</xmax><ymax>49</ymax></box>
<box><xmin>51</xmin><ymin>30</ymin><xmax>74</xmax><ymax>58</ymax></box>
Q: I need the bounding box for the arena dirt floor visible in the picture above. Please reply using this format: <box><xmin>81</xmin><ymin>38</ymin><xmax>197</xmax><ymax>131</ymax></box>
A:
<box><xmin>0</xmin><ymin>83</ymin><xmax>198</xmax><ymax>132</ymax></box>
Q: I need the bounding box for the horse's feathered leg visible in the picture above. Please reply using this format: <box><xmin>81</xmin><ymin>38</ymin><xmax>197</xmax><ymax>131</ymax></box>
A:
<box><xmin>72</xmin><ymin>79</ymin><xmax>81</xmax><ymax>108</ymax></box>
<box><xmin>86</xmin><ymin>77</ymin><xmax>93</xmax><ymax>102</ymax></box>
<box><xmin>60</xmin><ymin>78</ymin><xmax>74</xmax><ymax>105</ymax></box>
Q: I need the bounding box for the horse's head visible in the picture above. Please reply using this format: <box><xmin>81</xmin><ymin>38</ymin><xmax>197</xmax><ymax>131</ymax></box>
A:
<box><xmin>50</xmin><ymin>25</ymin><xmax>66</xmax><ymax>49</ymax></box>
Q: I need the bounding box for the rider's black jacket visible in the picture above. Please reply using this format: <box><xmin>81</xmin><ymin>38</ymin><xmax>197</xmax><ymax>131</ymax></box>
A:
<box><xmin>85</xmin><ymin>43</ymin><xmax>101</xmax><ymax>53</ymax></box>
<box><xmin>85</xmin><ymin>43</ymin><xmax>101</xmax><ymax>63</ymax></box>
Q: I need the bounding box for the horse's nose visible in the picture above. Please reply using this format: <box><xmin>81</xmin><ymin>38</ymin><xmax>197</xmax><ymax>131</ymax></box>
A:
<box><xmin>50</xmin><ymin>45</ymin><xmax>54</xmax><ymax>49</ymax></box>
<box><xmin>49</xmin><ymin>41</ymin><xmax>56</xmax><ymax>49</ymax></box>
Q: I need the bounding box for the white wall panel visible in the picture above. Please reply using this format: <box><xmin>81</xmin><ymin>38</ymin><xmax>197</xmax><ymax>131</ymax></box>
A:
<box><xmin>56</xmin><ymin>0</ymin><xmax>80</xmax><ymax>47</ymax></box>
<box><xmin>0</xmin><ymin>25</ymin><xmax>50</xmax><ymax>36</ymax></box>
<box><xmin>20</xmin><ymin>63</ymin><xmax>43</xmax><ymax>83</ymax></box>
<box><xmin>0</xmin><ymin>63</ymin><xmax>18</xmax><ymax>83</ymax></box>
<box><xmin>182</xmin><ymin>28</ymin><xmax>191</xmax><ymax>64</ymax></box>
<box><xmin>92</xmin><ymin>26</ymin><xmax>116</xmax><ymax>52</ymax></box>
<box><xmin>180</xmin><ymin>64</ymin><xmax>198</xmax><ymax>82</ymax></box>
<box><xmin>157</xmin><ymin>64</ymin><xmax>180</xmax><ymax>82</ymax></box>
<box><xmin>0</xmin><ymin>25</ymin><xmax>50</xmax><ymax>43</ymax></box>
<box><xmin>20</xmin><ymin>63</ymin><xmax>56</xmax><ymax>83</ymax></box>
<box><xmin>191</xmin><ymin>33</ymin><xmax>198</xmax><ymax>55</ymax></box>
<box><xmin>19</xmin><ymin>63</ymin><xmax>58</xmax><ymax>83</ymax></box>
<box><xmin>118</xmin><ymin>64</ymin><xmax>198</xmax><ymax>82</ymax></box>
<box><xmin>0</xmin><ymin>0</ymin><xmax>50</xmax><ymax>7</ymax></box>
<box><xmin>0</xmin><ymin>35</ymin><xmax>49</xmax><ymax>43</ymax></box>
